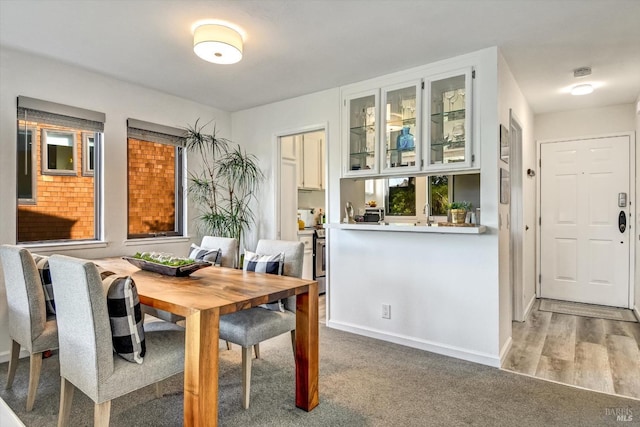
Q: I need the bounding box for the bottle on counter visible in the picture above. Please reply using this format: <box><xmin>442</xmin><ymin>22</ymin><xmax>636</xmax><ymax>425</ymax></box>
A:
<box><xmin>297</xmin><ymin>213</ymin><xmax>305</xmax><ymax>230</ymax></box>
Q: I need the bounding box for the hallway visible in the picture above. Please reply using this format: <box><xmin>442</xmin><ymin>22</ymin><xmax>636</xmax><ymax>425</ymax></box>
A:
<box><xmin>503</xmin><ymin>299</ymin><xmax>640</xmax><ymax>400</ymax></box>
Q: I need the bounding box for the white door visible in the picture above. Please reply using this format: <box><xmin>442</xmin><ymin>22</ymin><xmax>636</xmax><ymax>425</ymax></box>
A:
<box><xmin>540</xmin><ymin>135</ymin><xmax>631</xmax><ymax>307</ymax></box>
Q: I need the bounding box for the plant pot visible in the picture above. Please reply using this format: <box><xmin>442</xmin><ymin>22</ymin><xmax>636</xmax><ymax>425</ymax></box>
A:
<box><xmin>450</xmin><ymin>209</ymin><xmax>466</xmax><ymax>224</ymax></box>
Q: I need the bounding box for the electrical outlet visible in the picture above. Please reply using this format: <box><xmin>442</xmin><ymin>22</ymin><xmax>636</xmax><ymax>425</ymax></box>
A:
<box><xmin>382</xmin><ymin>304</ymin><xmax>391</xmax><ymax>319</ymax></box>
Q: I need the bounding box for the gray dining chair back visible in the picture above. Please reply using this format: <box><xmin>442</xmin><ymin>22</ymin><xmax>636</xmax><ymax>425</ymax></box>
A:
<box><xmin>0</xmin><ymin>244</ymin><xmax>58</xmax><ymax>412</ymax></box>
<box><xmin>201</xmin><ymin>235</ymin><xmax>238</xmax><ymax>268</ymax></box>
<box><xmin>219</xmin><ymin>239</ymin><xmax>304</xmax><ymax>409</ymax></box>
<box><xmin>48</xmin><ymin>254</ymin><xmax>185</xmax><ymax>427</ymax></box>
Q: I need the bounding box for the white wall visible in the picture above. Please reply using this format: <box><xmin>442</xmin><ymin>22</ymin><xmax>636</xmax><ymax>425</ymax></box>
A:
<box><xmin>636</xmin><ymin>97</ymin><xmax>640</xmax><ymax>318</ymax></box>
<box><xmin>0</xmin><ymin>47</ymin><xmax>230</xmax><ymax>360</ymax></box>
<box><xmin>535</xmin><ymin>104</ymin><xmax>636</xmax><ymax>141</ymax></box>
<box><xmin>327</xmin><ymin>48</ymin><xmax>502</xmax><ymax>365</ymax></box>
<box><xmin>497</xmin><ymin>52</ymin><xmax>536</xmax><ymax>337</ymax></box>
<box><xmin>230</xmin><ymin>88</ymin><xmax>340</xmax><ymax>252</ymax></box>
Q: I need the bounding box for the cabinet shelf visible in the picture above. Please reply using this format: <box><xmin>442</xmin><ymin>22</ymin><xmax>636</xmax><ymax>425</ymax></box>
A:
<box><xmin>431</xmin><ymin>109</ymin><xmax>466</xmax><ymax>122</ymax></box>
<box><xmin>350</xmin><ymin>150</ymin><xmax>375</xmax><ymax>157</ymax></box>
<box><xmin>386</xmin><ymin>117</ymin><xmax>416</xmax><ymax>129</ymax></box>
<box><xmin>431</xmin><ymin>140</ymin><xmax>466</xmax><ymax>149</ymax></box>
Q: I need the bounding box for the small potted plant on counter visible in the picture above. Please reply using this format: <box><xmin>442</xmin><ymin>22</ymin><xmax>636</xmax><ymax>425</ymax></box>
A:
<box><xmin>448</xmin><ymin>201</ymin><xmax>472</xmax><ymax>224</ymax></box>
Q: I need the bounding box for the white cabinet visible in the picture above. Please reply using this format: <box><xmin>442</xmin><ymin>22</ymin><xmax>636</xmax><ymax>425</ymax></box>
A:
<box><xmin>343</xmin><ymin>89</ymin><xmax>380</xmax><ymax>176</ymax></box>
<box><xmin>426</xmin><ymin>67</ymin><xmax>474</xmax><ymax>171</ymax></box>
<box><xmin>341</xmin><ymin>59</ymin><xmax>478</xmax><ymax>178</ymax></box>
<box><xmin>299</xmin><ymin>234</ymin><xmax>313</xmax><ymax>280</ymax></box>
<box><xmin>297</xmin><ymin>132</ymin><xmax>324</xmax><ymax>190</ymax></box>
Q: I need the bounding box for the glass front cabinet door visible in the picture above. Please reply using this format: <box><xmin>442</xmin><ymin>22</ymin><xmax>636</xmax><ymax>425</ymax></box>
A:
<box><xmin>344</xmin><ymin>90</ymin><xmax>379</xmax><ymax>175</ymax></box>
<box><xmin>427</xmin><ymin>68</ymin><xmax>473</xmax><ymax>170</ymax></box>
<box><xmin>380</xmin><ymin>80</ymin><xmax>421</xmax><ymax>174</ymax></box>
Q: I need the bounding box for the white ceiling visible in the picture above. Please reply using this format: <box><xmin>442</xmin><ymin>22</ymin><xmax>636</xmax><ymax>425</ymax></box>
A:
<box><xmin>1</xmin><ymin>0</ymin><xmax>639</xmax><ymax>114</ymax></box>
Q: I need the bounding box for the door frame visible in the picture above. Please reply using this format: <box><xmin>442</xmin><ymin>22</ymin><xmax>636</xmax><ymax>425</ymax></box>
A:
<box><xmin>509</xmin><ymin>110</ymin><xmax>525</xmax><ymax>321</ymax></box>
<box><xmin>535</xmin><ymin>132</ymin><xmax>636</xmax><ymax>309</ymax></box>
<box><xmin>272</xmin><ymin>123</ymin><xmax>328</xmax><ymax>240</ymax></box>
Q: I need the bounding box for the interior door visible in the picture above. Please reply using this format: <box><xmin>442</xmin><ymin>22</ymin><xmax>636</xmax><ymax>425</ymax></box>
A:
<box><xmin>540</xmin><ymin>135</ymin><xmax>630</xmax><ymax>307</ymax></box>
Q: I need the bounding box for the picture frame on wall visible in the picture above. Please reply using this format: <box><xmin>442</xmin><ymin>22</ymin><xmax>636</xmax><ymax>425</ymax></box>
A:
<box><xmin>500</xmin><ymin>167</ymin><xmax>510</xmax><ymax>204</ymax></box>
<box><xmin>500</xmin><ymin>124</ymin><xmax>509</xmax><ymax>164</ymax></box>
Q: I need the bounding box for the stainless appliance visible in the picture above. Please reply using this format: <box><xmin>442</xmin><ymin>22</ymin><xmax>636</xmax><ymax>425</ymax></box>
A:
<box><xmin>363</xmin><ymin>207</ymin><xmax>384</xmax><ymax>223</ymax></box>
<box><xmin>313</xmin><ymin>228</ymin><xmax>326</xmax><ymax>294</ymax></box>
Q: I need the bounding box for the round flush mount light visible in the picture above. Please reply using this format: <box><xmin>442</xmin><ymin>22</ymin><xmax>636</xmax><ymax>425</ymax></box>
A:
<box><xmin>193</xmin><ymin>23</ymin><xmax>243</xmax><ymax>64</ymax></box>
<box><xmin>571</xmin><ymin>84</ymin><xmax>594</xmax><ymax>96</ymax></box>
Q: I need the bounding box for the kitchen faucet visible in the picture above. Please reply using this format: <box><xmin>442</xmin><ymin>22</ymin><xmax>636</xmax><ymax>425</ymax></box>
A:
<box><xmin>422</xmin><ymin>203</ymin><xmax>432</xmax><ymax>225</ymax></box>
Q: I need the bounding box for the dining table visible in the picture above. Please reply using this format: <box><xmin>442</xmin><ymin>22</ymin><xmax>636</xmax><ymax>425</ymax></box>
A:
<box><xmin>96</xmin><ymin>257</ymin><xmax>319</xmax><ymax>427</ymax></box>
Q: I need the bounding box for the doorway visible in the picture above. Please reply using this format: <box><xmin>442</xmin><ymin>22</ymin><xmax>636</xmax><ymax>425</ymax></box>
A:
<box><xmin>510</xmin><ymin>111</ymin><xmax>525</xmax><ymax>321</ymax></box>
<box><xmin>538</xmin><ymin>134</ymin><xmax>633</xmax><ymax>308</ymax></box>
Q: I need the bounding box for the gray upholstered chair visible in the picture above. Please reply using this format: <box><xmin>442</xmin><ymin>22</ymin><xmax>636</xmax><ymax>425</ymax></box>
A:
<box><xmin>219</xmin><ymin>239</ymin><xmax>304</xmax><ymax>409</ymax></box>
<box><xmin>142</xmin><ymin>236</ymin><xmax>238</xmax><ymax>324</ymax></box>
<box><xmin>0</xmin><ymin>244</ymin><xmax>58</xmax><ymax>412</ymax></box>
<box><xmin>48</xmin><ymin>255</ymin><xmax>185</xmax><ymax>427</ymax></box>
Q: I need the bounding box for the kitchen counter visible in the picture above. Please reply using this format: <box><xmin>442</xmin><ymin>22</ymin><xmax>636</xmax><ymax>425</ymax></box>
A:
<box><xmin>326</xmin><ymin>222</ymin><xmax>487</xmax><ymax>234</ymax></box>
<box><xmin>298</xmin><ymin>228</ymin><xmax>316</xmax><ymax>236</ymax></box>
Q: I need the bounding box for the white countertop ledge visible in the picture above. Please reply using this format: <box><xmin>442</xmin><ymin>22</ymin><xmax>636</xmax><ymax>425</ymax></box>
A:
<box><xmin>326</xmin><ymin>223</ymin><xmax>487</xmax><ymax>234</ymax></box>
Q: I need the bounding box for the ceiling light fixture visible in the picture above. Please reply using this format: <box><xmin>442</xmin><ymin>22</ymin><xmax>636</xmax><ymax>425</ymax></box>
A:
<box><xmin>569</xmin><ymin>66</ymin><xmax>594</xmax><ymax>96</ymax></box>
<box><xmin>571</xmin><ymin>84</ymin><xmax>594</xmax><ymax>96</ymax></box>
<box><xmin>193</xmin><ymin>23</ymin><xmax>243</xmax><ymax>64</ymax></box>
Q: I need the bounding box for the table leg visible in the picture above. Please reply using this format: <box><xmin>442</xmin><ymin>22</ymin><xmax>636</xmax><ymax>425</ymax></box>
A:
<box><xmin>184</xmin><ymin>308</ymin><xmax>219</xmax><ymax>427</ymax></box>
<box><xmin>295</xmin><ymin>282</ymin><xmax>319</xmax><ymax>410</ymax></box>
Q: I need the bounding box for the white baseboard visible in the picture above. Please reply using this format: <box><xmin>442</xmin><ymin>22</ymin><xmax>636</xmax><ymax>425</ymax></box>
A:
<box><xmin>524</xmin><ymin>295</ymin><xmax>536</xmax><ymax>319</ymax></box>
<box><xmin>634</xmin><ymin>305</ymin><xmax>640</xmax><ymax>322</ymax></box>
<box><xmin>0</xmin><ymin>349</ymin><xmax>29</xmax><ymax>365</ymax></box>
<box><xmin>499</xmin><ymin>336</ymin><xmax>513</xmax><ymax>366</ymax></box>
<box><xmin>326</xmin><ymin>320</ymin><xmax>501</xmax><ymax>368</ymax></box>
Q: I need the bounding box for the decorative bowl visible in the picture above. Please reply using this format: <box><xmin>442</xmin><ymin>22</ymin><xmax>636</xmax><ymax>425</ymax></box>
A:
<box><xmin>123</xmin><ymin>256</ymin><xmax>211</xmax><ymax>277</ymax></box>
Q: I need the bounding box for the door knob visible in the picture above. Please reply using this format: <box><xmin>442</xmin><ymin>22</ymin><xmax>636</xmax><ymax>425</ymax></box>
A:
<box><xmin>619</xmin><ymin>211</ymin><xmax>626</xmax><ymax>233</ymax></box>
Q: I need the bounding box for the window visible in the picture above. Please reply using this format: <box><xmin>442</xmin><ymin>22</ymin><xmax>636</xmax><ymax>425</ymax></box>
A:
<box><xmin>386</xmin><ymin>177</ymin><xmax>416</xmax><ymax>216</ymax></box>
<box><xmin>42</xmin><ymin>129</ymin><xmax>76</xmax><ymax>174</ymax></box>
<box><xmin>17</xmin><ymin>127</ymin><xmax>36</xmax><ymax>203</ymax></box>
<box><xmin>127</xmin><ymin>119</ymin><xmax>185</xmax><ymax>239</ymax></box>
<box><xmin>429</xmin><ymin>175</ymin><xmax>449</xmax><ymax>216</ymax></box>
<box><xmin>83</xmin><ymin>132</ymin><xmax>95</xmax><ymax>176</ymax></box>
<box><xmin>16</xmin><ymin>96</ymin><xmax>104</xmax><ymax>243</ymax></box>
<box><xmin>366</xmin><ymin>173</ymin><xmax>479</xmax><ymax>220</ymax></box>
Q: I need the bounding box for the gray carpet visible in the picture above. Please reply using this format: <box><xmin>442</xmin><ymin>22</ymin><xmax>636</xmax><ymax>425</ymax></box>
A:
<box><xmin>1</xmin><ymin>325</ymin><xmax>639</xmax><ymax>426</ymax></box>
<box><xmin>540</xmin><ymin>299</ymin><xmax>638</xmax><ymax>322</ymax></box>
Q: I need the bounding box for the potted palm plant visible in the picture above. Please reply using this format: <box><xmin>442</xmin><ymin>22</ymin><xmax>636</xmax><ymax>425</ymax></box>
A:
<box><xmin>447</xmin><ymin>201</ymin><xmax>472</xmax><ymax>224</ymax></box>
<box><xmin>185</xmin><ymin>120</ymin><xmax>264</xmax><ymax>261</ymax></box>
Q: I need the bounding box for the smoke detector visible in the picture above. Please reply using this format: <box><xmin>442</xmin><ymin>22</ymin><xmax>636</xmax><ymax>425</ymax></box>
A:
<box><xmin>573</xmin><ymin>67</ymin><xmax>592</xmax><ymax>78</ymax></box>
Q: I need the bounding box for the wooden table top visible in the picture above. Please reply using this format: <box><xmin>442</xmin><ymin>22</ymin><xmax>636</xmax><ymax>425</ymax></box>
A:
<box><xmin>96</xmin><ymin>257</ymin><xmax>315</xmax><ymax>317</ymax></box>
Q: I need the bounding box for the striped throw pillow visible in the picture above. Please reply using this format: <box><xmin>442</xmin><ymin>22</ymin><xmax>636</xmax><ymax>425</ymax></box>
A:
<box><xmin>243</xmin><ymin>250</ymin><xmax>285</xmax><ymax>312</ymax></box>
<box><xmin>32</xmin><ymin>254</ymin><xmax>56</xmax><ymax>317</ymax></box>
<box><xmin>188</xmin><ymin>244</ymin><xmax>221</xmax><ymax>264</ymax></box>
<box><xmin>99</xmin><ymin>269</ymin><xmax>145</xmax><ymax>364</ymax></box>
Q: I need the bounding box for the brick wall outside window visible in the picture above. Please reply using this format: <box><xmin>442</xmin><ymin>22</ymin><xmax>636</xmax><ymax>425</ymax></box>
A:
<box><xmin>127</xmin><ymin>138</ymin><xmax>176</xmax><ymax>236</ymax></box>
<box><xmin>17</xmin><ymin>122</ymin><xmax>95</xmax><ymax>242</ymax></box>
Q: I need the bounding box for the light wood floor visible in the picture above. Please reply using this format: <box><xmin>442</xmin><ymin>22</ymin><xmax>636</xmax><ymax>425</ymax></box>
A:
<box><xmin>503</xmin><ymin>299</ymin><xmax>640</xmax><ymax>400</ymax></box>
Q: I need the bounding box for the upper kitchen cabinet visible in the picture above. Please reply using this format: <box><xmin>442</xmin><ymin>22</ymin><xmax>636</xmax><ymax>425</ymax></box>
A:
<box><xmin>426</xmin><ymin>67</ymin><xmax>474</xmax><ymax>171</ymax></box>
<box><xmin>300</xmin><ymin>132</ymin><xmax>324</xmax><ymax>190</ymax></box>
<box><xmin>380</xmin><ymin>80</ymin><xmax>422</xmax><ymax>174</ymax></box>
<box><xmin>343</xmin><ymin>89</ymin><xmax>379</xmax><ymax>176</ymax></box>
<box><xmin>341</xmin><ymin>55</ymin><xmax>481</xmax><ymax>178</ymax></box>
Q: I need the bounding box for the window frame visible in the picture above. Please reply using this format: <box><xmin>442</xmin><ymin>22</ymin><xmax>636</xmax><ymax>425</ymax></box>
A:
<box><xmin>82</xmin><ymin>132</ymin><xmax>95</xmax><ymax>177</ymax></box>
<box><xmin>41</xmin><ymin>128</ymin><xmax>77</xmax><ymax>176</ymax></box>
<box><xmin>17</xmin><ymin>126</ymin><xmax>37</xmax><ymax>205</ymax></box>
<box><xmin>126</xmin><ymin>122</ymin><xmax>186</xmax><ymax>240</ymax></box>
